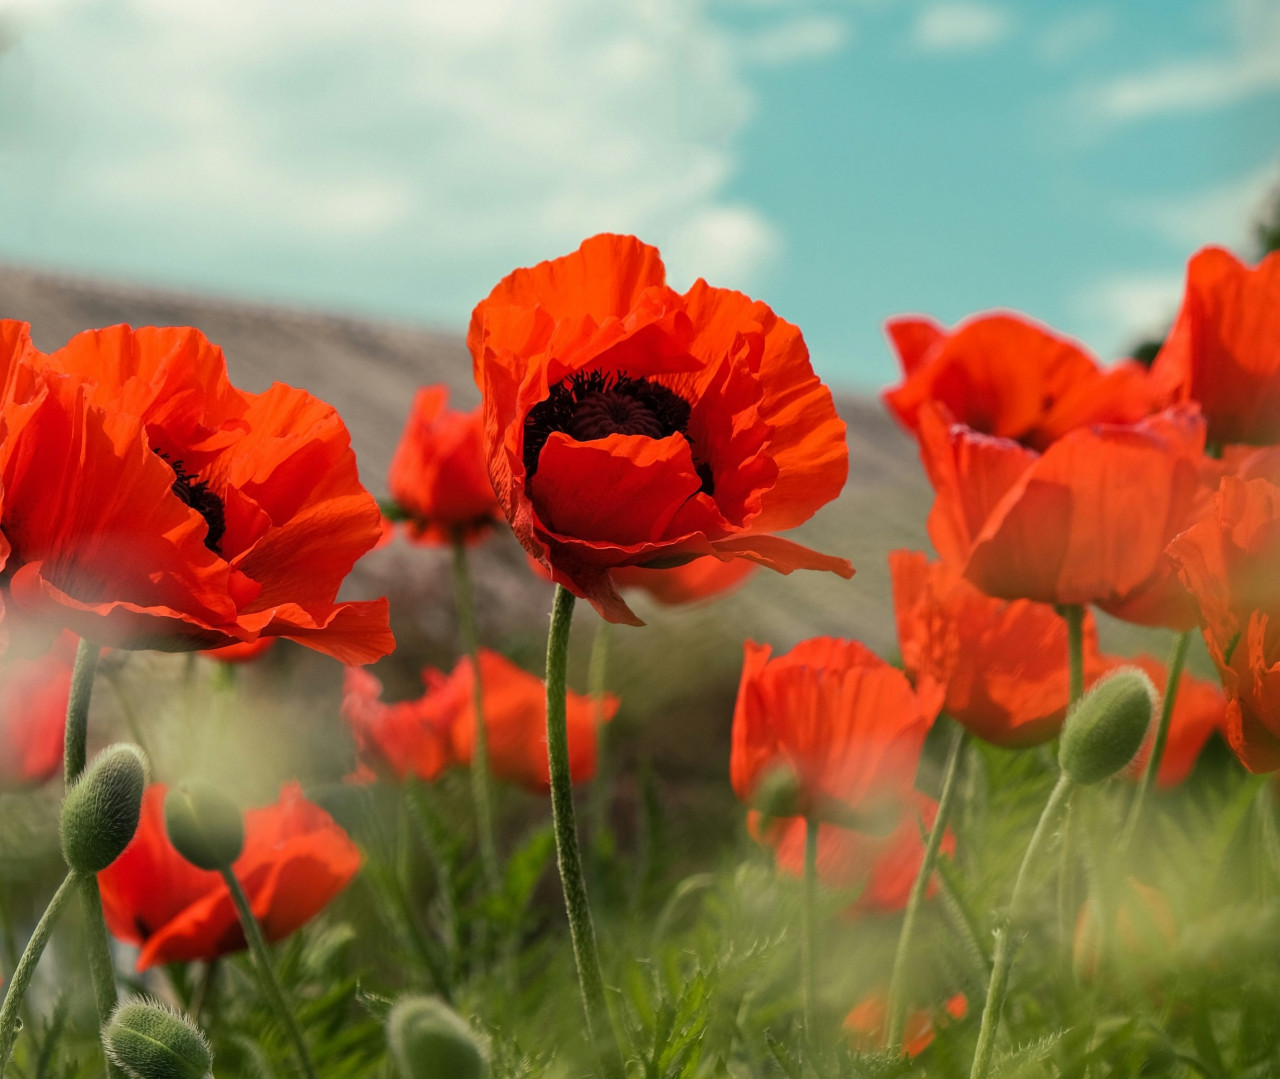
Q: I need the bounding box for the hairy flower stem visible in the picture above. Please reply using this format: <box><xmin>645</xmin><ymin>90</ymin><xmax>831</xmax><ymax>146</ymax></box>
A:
<box><xmin>802</xmin><ymin>815</ymin><xmax>819</xmax><ymax>1043</ymax></box>
<box><xmin>62</xmin><ymin>639</ymin><xmax>122</xmax><ymax>1075</ymax></box>
<box><xmin>1120</xmin><ymin>629</ymin><xmax>1192</xmax><ymax>851</ymax></box>
<box><xmin>221</xmin><ymin>869</ymin><xmax>320</xmax><ymax>1079</ymax></box>
<box><xmin>545</xmin><ymin>586</ymin><xmax>625</xmax><ymax>1079</ymax></box>
<box><xmin>970</xmin><ymin>774</ymin><xmax>1074</xmax><ymax>1079</ymax></box>
<box><xmin>886</xmin><ymin>723</ymin><xmax>967</xmax><ymax>1049</ymax></box>
<box><xmin>451</xmin><ymin>533</ymin><xmax>500</xmax><ymax>897</ymax></box>
<box><xmin>0</xmin><ymin>872</ymin><xmax>77</xmax><ymax>1078</ymax></box>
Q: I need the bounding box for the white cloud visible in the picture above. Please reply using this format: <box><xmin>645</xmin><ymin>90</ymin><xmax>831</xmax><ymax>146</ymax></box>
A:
<box><xmin>1034</xmin><ymin>8</ymin><xmax>1112</xmax><ymax>65</ymax></box>
<box><xmin>0</xmin><ymin>0</ymin><xmax>844</xmax><ymax>316</ymax></box>
<box><xmin>1130</xmin><ymin>159</ymin><xmax>1280</xmax><ymax>252</ymax></box>
<box><xmin>912</xmin><ymin>2</ymin><xmax>1013</xmax><ymax>54</ymax></box>
<box><xmin>1084</xmin><ymin>0</ymin><xmax>1280</xmax><ymax>122</ymax></box>
<box><xmin>1074</xmin><ymin>272</ymin><xmax>1184</xmax><ymax>357</ymax></box>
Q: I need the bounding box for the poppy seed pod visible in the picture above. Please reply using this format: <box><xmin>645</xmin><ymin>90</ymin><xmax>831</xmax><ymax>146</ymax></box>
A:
<box><xmin>60</xmin><ymin>744</ymin><xmax>149</xmax><ymax>873</ymax></box>
<box><xmin>103</xmin><ymin>998</ymin><xmax>212</xmax><ymax>1079</ymax></box>
<box><xmin>1059</xmin><ymin>668</ymin><xmax>1157</xmax><ymax>785</ymax></box>
<box><xmin>388</xmin><ymin>996</ymin><xmax>488</xmax><ymax>1079</ymax></box>
<box><xmin>164</xmin><ymin>780</ymin><xmax>245</xmax><ymax>871</ymax></box>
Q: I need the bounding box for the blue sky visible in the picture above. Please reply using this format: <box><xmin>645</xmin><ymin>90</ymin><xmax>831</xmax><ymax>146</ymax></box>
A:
<box><xmin>0</xmin><ymin>0</ymin><xmax>1276</xmax><ymax>390</ymax></box>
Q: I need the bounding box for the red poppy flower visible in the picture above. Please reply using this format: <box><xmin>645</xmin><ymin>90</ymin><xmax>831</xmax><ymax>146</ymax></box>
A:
<box><xmin>0</xmin><ymin>631</ymin><xmax>76</xmax><ymax>787</ymax></box>
<box><xmin>340</xmin><ymin>665</ymin><xmax>454</xmax><ymax>783</ymax></box>
<box><xmin>201</xmin><ymin>638</ymin><xmax>277</xmax><ymax>664</ymax></box>
<box><xmin>441</xmin><ymin>648</ymin><xmax>616</xmax><ymax>792</ymax></box>
<box><xmin>387</xmin><ymin>385</ymin><xmax>502</xmax><ymax>545</ymax></box>
<box><xmin>751</xmin><ymin>791</ymin><xmax>953</xmax><ymax>913</ymax></box>
<box><xmin>844</xmin><ymin>990</ymin><xmax>967</xmax><ymax>1057</ymax></box>
<box><xmin>0</xmin><ymin>324</ymin><xmax>392</xmax><ymax>662</ymax></box>
<box><xmin>1167</xmin><ymin>473</ymin><xmax>1280</xmax><ymax>771</ymax></box>
<box><xmin>919</xmin><ymin>403</ymin><xmax>1208</xmax><ymax>629</ymax></box>
<box><xmin>1094</xmin><ymin>652</ymin><xmax>1225</xmax><ymax>787</ymax></box>
<box><xmin>468</xmin><ymin>233</ymin><xmax>852</xmax><ymax>626</ymax></box>
<box><xmin>1150</xmin><ymin>247</ymin><xmax>1280</xmax><ymax>447</ymax></box>
<box><xmin>608</xmin><ymin>556</ymin><xmax>756</xmax><ymax>606</ymax></box>
<box><xmin>884</xmin><ymin>312</ymin><xmax>1151</xmax><ymax>451</ymax></box>
<box><xmin>98</xmin><ymin>782</ymin><xmax>361</xmax><ymax>970</ymax></box>
<box><xmin>890</xmin><ymin>550</ymin><xmax>1101</xmax><ymax>746</ymax></box>
<box><xmin>1074</xmin><ymin>877</ymin><xmax>1176</xmax><ymax>984</ymax></box>
<box><xmin>730</xmin><ymin>637</ymin><xmax>930</xmax><ymax>825</ymax></box>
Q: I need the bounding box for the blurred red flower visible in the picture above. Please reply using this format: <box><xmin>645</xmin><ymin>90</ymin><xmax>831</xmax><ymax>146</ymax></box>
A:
<box><xmin>387</xmin><ymin>385</ymin><xmax>502</xmax><ymax>545</ymax></box>
<box><xmin>0</xmin><ymin>631</ymin><xmax>76</xmax><ymax>787</ymax></box>
<box><xmin>884</xmin><ymin>312</ymin><xmax>1151</xmax><ymax>450</ymax></box>
<box><xmin>890</xmin><ymin>550</ymin><xmax>1099</xmax><ymax>746</ymax></box>
<box><xmin>1074</xmin><ymin>877</ymin><xmax>1176</xmax><ymax>984</ymax></box>
<box><xmin>609</xmin><ymin>557</ymin><xmax>756</xmax><ymax>606</ymax></box>
<box><xmin>730</xmin><ymin>637</ymin><xmax>930</xmax><ymax>825</ymax></box>
<box><xmin>468</xmin><ymin>233</ymin><xmax>852</xmax><ymax>626</ymax></box>
<box><xmin>341</xmin><ymin>665</ymin><xmax>454</xmax><ymax>783</ymax></box>
<box><xmin>919</xmin><ymin>403</ymin><xmax>1208</xmax><ymax>629</ymax></box>
<box><xmin>99</xmin><ymin>782</ymin><xmax>361</xmax><ymax>970</ymax></box>
<box><xmin>201</xmin><ymin>638</ymin><xmax>276</xmax><ymax>664</ymax></box>
<box><xmin>1150</xmin><ymin>247</ymin><xmax>1280</xmax><ymax>447</ymax></box>
<box><xmin>1168</xmin><ymin>472</ymin><xmax>1280</xmax><ymax>771</ymax></box>
<box><xmin>342</xmin><ymin>648</ymin><xmax>615</xmax><ymax>791</ymax></box>
<box><xmin>1</xmin><ymin>324</ymin><xmax>391</xmax><ymax>662</ymax></box>
<box><xmin>844</xmin><ymin>988</ymin><xmax>967</xmax><ymax>1057</ymax></box>
<box><xmin>752</xmin><ymin>790</ymin><xmax>952</xmax><ymax>913</ymax></box>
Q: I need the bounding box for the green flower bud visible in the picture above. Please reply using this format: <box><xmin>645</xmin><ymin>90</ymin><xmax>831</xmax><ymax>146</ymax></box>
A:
<box><xmin>1059</xmin><ymin>668</ymin><xmax>1157</xmax><ymax>786</ymax></box>
<box><xmin>750</xmin><ymin>763</ymin><xmax>802</xmax><ymax>820</ymax></box>
<box><xmin>388</xmin><ymin>996</ymin><xmax>488</xmax><ymax>1079</ymax></box>
<box><xmin>103</xmin><ymin>998</ymin><xmax>212</xmax><ymax>1079</ymax></box>
<box><xmin>164</xmin><ymin>780</ymin><xmax>245</xmax><ymax>871</ymax></box>
<box><xmin>60</xmin><ymin>744</ymin><xmax>149</xmax><ymax>874</ymax></box>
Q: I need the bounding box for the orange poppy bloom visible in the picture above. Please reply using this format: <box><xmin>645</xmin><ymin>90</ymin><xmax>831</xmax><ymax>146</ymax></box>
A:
<box><xmin>751</xmin><ymin>790</ymin><xmax>953</xmax><ymax>913</ymax></box>
<box><xmin>730</xmin><ymin>637</ymin><xmax>930</xmax><ymax>825</ymax></box>
<box><xmin>340</xmin><ymin>665</ymin><xmax>454</xmax><ymax>783</ymax></box>
<box><xmin>98</xmin><ymin>782</ymin><xmax>361</xmax><ymax>970</ymax></box>
<box><xmin>0</xmin><ymin>630</ymin><xmax>76</xmax><ymax>787</ymax></box>
<box><xmin>884</xmin><ymin>312</ymin><xmax>1151</xmax><ymax>450</ymax></box>
<box><xmin>844</xmin><ymin>989</ymin><xmax>967</xmax><ymax>1057</ymax></box>
<box><xmin>891</xmin><ymin>550</ymin><xmax>1100</xmax><ymax>746</ymax></box>
<box><xmin>1168</xmin><ymin>472</ymin><xmax>1280</xmax><ymax>771</ymax></box>
<box><xmin>387</xmin><ymin>385</ymin><xmax>502</xmax><ymax>545</ymax></box>
<box><xmin>1150</xmin><ymin>247</ymin><xmax>1280</xmax><ymax>447</ymax></box>
<box><xmin>919</xmin><ymin>403</ymin><xmax>1208</xmax><ymax>629</ymax></box>
<box><xmin>468</xmin><ymin>233</ymin><xmax>852</xmax><ymax>625</ymax></box>
<box><xmin>1</xmin><ymin>324</ymin><xmax>392</xmax><ymax>662</ymax></box>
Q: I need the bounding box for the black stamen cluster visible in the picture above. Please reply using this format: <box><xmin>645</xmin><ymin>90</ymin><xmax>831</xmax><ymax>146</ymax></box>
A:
<box><xmin>523</xmin><ymin>371</ymin><xmax>713</xmax><ymax>494</ymax></box>
<box><xmin>155</xmin><ymin>450</ymin><xmax>226</xmax><ymax>555</ymax></box>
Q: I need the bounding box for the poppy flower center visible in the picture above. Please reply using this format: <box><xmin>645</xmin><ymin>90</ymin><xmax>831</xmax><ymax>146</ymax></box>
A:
<box><xmin>156</xmin><ymin>451</ymin><xmax>226</xmax><ymax>555</ymax></box>
<box><xmin>523</xmin><ymin>371</ymin><xmax>714</xmax><ymax>493</ymax></box>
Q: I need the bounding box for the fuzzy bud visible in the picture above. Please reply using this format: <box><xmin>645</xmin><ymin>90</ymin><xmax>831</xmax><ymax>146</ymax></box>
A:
<box><xmin>164</xmin><ymin>780</ymin><xmax>245</xmax><ymax>871</ymax></box>
<box><xmin>1059</xmin><ymin>668</ymin><xmax>1157</xmax><ymax>786</ymax></box>
<box><xmin>103</xmin><ymin>998</ymin><xmax>212</xmax><ymax>1079</ymax></box>
<box><xmin>749</xmin><ymin>763</ymin><xmax>803</xmax><ymax>820</ymax></box>
<box><xmin>60</xmin><ymin>744</ymin><xmax>149</xmax><ymax>873</ymax></box>
<box><xmin>388</xmin><ymin>996</ymin><xmax>488</xmax><ymax>1079</ymax></box>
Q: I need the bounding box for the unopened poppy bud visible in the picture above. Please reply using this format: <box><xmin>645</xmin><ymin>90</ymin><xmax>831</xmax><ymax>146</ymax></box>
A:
<box><xmin>388</xmin><ymin>996</ymin><xmax>488</xmax><ymax>1079</ymax></box>
<box><xmin>103</xmin><ymin>997</ymin><xmax>213</xmax><ymax>1079</ymax></box>
<box><xmin>164</xmin><ymin>780</ymin><xmax>245</xmax><ymax>870</ymax></box>
<box><xmin>750</xmin><ymin>763</ymin><xmax>803</xmax><ymax>820</ymax></box>
<box><xmin>60</xmin><ymin>744</ymin><xmax>149</xmax><ymax>873</ymax></box>
<box><xmin>1059</xmin><ymin>669</ymin><xmax>1156</xmax><ymax>786</ymax></box>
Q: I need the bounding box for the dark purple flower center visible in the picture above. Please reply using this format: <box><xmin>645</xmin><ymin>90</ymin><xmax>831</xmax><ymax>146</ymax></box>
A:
<box><xmin>156</xmin><ymin>450</ymin><xmax>226</xmax><ymax>555</ymax></box>
<box><xmin>523</xmin><ymin>371</ymin><xmax>714</xmax><ymax>494</ymax></box>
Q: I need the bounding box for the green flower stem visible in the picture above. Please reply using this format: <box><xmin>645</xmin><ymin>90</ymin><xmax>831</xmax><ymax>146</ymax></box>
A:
<box><xmin>221</xmin><ymin>869</ymin><xmax>319</xmax><ymax>1079</ymax></box>
<box><xmin>62</xmin><ymin>638</ymin><xmax>122</xmax><ymax>1072</ymax></box>
<box><xmin>0</xmin><ymin>872</ymin><xmax>77</xmax><ymax>1078</ymax></box>
<box><xmin>451</xmin><ymin>533</ymin><xmax>500</xmax><ymax>895</ymax></box>
<box><xmin>64</xmin><ymin>638</ymin><xmax>101</xmax><ymax>786</ymax></box>
<box><xmin>970</xmin><ymin>773</ymin><xmax>1074</xmax><ymax>1079</ymax></box>
<box><xmin>1057</xmin><ymin>604</ymin><xmax>1086</xmax><ymax>957</ymax></box>
<box><xmin>801</xmin><ymin>815</ymin><xmax>819</xmax><ymax>1042</ymax></box>
<box><xmin>886</xmin><ymin>723</ymin><xmax>967</xmax><ymax>1049</ymax></box>
<box><xmin>545</xmin><ymin>586</ymin><xmax>625</xmax><ymax>1079</ymax></box>
<box><xmin>1062</xmin><ymin>605</ymin><xmax>1085</xmax><ymax>708</ymax></box>
<box><xmin>1120</xmin><ymin>629</ymin><xmax>1192</xmax><ymax>851</ymax></box>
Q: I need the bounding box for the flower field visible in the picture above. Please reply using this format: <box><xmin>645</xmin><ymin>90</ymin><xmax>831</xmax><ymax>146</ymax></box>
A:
<box><xmin>0</xmin><ymin>231</ymin><xmax>1278</xmax><ymax>1079</ymax></box>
